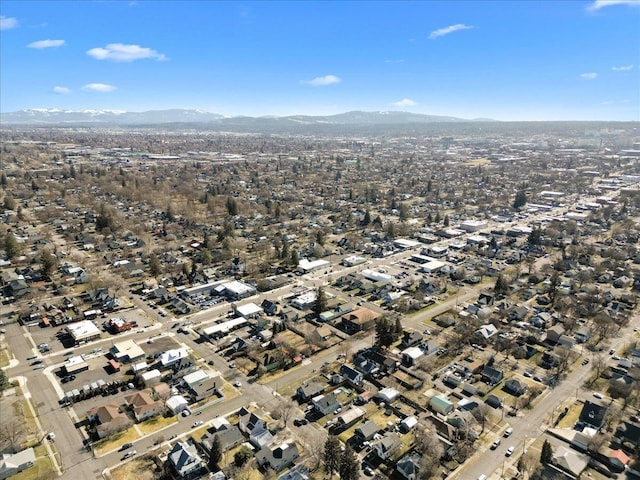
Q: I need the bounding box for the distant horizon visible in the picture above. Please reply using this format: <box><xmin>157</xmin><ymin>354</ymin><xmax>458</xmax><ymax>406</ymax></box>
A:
<box><xmin>2</xmin><ymin>107</ymin><xmax>640</xmax><ymax>124</ymax></box>
<box><xmin>1</xmin><ymin>1</ymin><xmax>639</xmax><ymax>121</ymax></box>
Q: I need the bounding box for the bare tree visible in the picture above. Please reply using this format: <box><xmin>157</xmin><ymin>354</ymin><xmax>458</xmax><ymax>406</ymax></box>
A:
<box><xmin>0</xmin><ymin>419</ymin><xmax>26</xmax><ymax>453</ymax></box>
<box><xmin>471</xmin><ymin>403</ymin><xmax>492</xmax><ymax>434</ymax></box>
<box><xmin>517</xmin><ymin>451</ymin><xmax>540</xmax><ymax>480</ymax></box>
<box><xmin>300</xmin><ymin>429</ymin><xmax>325</xmax><ymax>472</ymax></box>
<box><xmin>273</xmin><ymin>397</ymin><xmax>296</xmax><ymax>429</ymax></box>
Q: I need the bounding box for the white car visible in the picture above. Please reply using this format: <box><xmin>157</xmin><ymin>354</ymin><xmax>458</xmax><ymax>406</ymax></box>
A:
<box><xmin>122</xmin><ymin>450</ymin><xmax>136</xmax><ymax>459</ymax></box>
<box><xmin>505</xmin><ymin>446</ymin><xmax>515</xmax><ymax>457</ymax></box>
<box><xmin>47</xmin><ymin>432</ymin><xmax>56</xmax><ymax>441</ymax></box>
<box><xmin>192</xmin><ymin>420</ymin><xmax>204</xmax><ymax>428</ymax></box>
<box><xmin>593</xmin><ymin>392</ymin><xmax>603</xmax><ymax>399</ymax></box>
<box><xmin>234</xmin><ymin>381</ymin><xmax>242</xmax><ymax>388</ymax></box>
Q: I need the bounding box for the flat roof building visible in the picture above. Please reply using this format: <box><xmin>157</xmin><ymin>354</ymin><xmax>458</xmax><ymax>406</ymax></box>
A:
<box><xmin>66</xmin><ymin>320</ymin><xmax>101</xmax><ymax>344</ymax></box>
<box><xmin>110</xmin><ymin>339</ymin><xmax>146</xmax><ymax>363</ymax></box>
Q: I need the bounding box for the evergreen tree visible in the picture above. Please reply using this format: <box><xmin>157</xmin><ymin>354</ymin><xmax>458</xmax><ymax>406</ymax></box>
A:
<box><xmin>149</xmin><ymin>255</ymin><xmax>161</xmax><ymax>276</ymax></box>
<box><xmin>513</xmin><ymin>189</ymin><xmax>527</xmax><ymax>209</ymax></box>
<box><xmin>314</xmin><ymin>287</ymin><xmax>328</xmax><ymax>315</ymax></box>
<box><xmin>4</xmin><ymin>235</ymin><xmax>21</xmax><ymax>259</ymax></box>
<box><xmin>494</xmin><ymin>273</ymin><xmax>509</xmax><ymax>294</ymax></box>
<box><xmin>386</xmin><ymin>222</ymin><xmax>396</xmax><ymax>240</ymax></box>
<box><xmin>540</xmin><ymin>440</ymin><xmax>553</xmax><ymax>465</ymax></box>
<box><xmin>394</xmin><ymin>317</ymin><xmax>403</xmax><ymax>338</ymax></box>
<box><xmin>339</xmin><ymin>445</ymin><xmax>359</xmax><ymax>480</ymax></box>
<box><xmin>324</xmin><ymin>436</ymin><xmax>341</xmax><ymax>477</ymax></box>
<box><xmin>208</xmin><ymin>435</ymin><xmax>222</xmax><ymax>470</ymax></box>
<box><xmin>362</xmin><ymin>210</ymin><xmax>371</xmax><ymax>226</ymax></box>
<box><xmin>290</xmin><ymin>249</ymin><xmax>299</xmax><ymax>267</ymax></box>
<box><xmin>375</xmin><ymin>317</ymin><xmax>395</xmax><ymax>349</ymax></box>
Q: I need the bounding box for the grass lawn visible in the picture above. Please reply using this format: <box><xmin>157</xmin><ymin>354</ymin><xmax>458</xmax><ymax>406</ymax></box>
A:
<box><xmin>137</xmin><ymin>415</ymin><xmax>178</xmax><ymax>435</ymax></box>
<box><xmin>220</xmin><ymin>383</ymin><xmax>240</xmax><ymax>400</ymax></box>
<box><xmin>12</xmin><ymin>399</ymin><xmax>38</xmax><ymax>440</ymax></box>
<box><xmin>190</xmin><ymin>424</ymin><xmax>210</xmax><ymax>442</ymax></box>
<box><xmin>108</xmin><ymin>455</ymin><xmax>157</xmax><ymax>480</ymax></box>
<box><xmin>556</xmin><ymin>402</ymin><xmax>583</xmax><ymax>429</ymax></box>
<box><xmin>93</xmin><ymin>427</ymin><xmax>141</xmax><ymax>456</ymax></box>
<box><xmin>0</xmin><ymin>348</ymin><xmax>10</xmax><ymax>367</ymax></box>
<box><xmin>11</xmin><ymin>456</ymin><xmax>56</xmax><ymax>480</ymax></box>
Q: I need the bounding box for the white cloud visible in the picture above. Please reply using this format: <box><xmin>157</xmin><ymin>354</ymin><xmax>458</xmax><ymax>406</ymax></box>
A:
<box><xmin>587</xmin><ymin>0</ymin><xmax>640</xmax><ymax>11</ymax></box>
<box><xmin>0</xmin><ymin>16</ymin><xmax>18</xmax><ymax>30</ymax></box>
<box><xmin>612</xmin><ymin>64</ymin><xmax>633</xmax><ymax>71</ymax></box>
<box><xmin>429</xmin><ymin>23</ymin><xmax>473</xmax><ymax>40</ymax></box>
<box><xmin>393</xmin><ymin>98</ymin><xmax>417</xmax><ymax>107</ymax></box>
<box><xmin>52</xmin><ymin>86</ymin><xmax>71</xmax><ymax>94</ymax></box>
<box><xmin>580</xmin><ymin>72</ymin><xmax>598</xmax><ymax>80</ymax></box>
<box><xmin>81</xmin><ymin>83</ymin><xmax>117</xmax><ymax>92</ymax></box>
<box><xmin>304</xmin><ymin>75</ymin><xmax>341</xmax><ymax>86</ymax></box>
<box><xmin>86</xmin><ymin>43</ymin><xmax>167</xmax><ymax>62</ymax></box>
<box><xmin>27</xmin><ymin>39</ymin><xmax>65</xmax><ymax>49</ymax></box>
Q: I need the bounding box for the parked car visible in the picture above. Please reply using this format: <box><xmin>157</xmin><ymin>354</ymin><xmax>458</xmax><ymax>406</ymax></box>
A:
<box><xmin>491</xmin><ymin>439</ymin><xmax>501</xmax><ymax>450</ymax></box>
<box><xmin>504</xmin><ymin>427</ymin><xmax>513</xmax><ymax>437</ymax></box>
<box><xmin>294</xmin><ymin>418</ymin><xmax>309</xmax><ymax>427</ymax></box>
<box><xmin>120</xmin><ymin>443</ymin><xmax>134</xmax><ymax>451</ymax></box>
<box><xmin>122</xmin><ymin>450</ymin><xmax>137</xmax><ymax>460</ymax></box>
<box><xmin>192</xmin><ymin>421</ymin><xmax>204</xmax><ymax>428</ymax></box>
<box><xmin>234</xmin><ymin>381</ymin><xmax>242</xmax><ymax>387</ymax></box>
<box><xmin>505</xmin><ymin>446</ymin><xmax>515</xmax><ymax>457</ymax></box>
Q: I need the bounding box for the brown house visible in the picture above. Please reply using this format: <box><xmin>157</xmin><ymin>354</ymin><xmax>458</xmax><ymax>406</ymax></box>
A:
<box><xmin>339</xmin><ymin>307</ymin><xmax>381</xmax><ymax>334</ymax></box>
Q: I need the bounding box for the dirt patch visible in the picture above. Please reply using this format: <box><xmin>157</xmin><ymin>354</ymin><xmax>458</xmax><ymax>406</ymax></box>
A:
<box><xmin>108</xmin><ymin>455</ymin><xmax>157</xmax><ymax>480</ymax></box>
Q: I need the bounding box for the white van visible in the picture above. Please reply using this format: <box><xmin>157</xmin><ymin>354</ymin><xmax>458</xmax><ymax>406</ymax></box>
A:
<box><xmin>504</xmin><ymin>427</ymin><xmax>513</xmax><ymax>437</ymax></box>
<box><xmin>477</xmin><ymin>475</ymin><xmax>487</xmax><ymax>480</ymax></box>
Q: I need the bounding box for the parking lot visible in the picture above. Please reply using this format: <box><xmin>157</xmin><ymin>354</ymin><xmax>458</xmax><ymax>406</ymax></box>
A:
<box><xmin>28</xmin><ymin>308</ymin><xmax>154</xmax><ymax>354</ymax></box>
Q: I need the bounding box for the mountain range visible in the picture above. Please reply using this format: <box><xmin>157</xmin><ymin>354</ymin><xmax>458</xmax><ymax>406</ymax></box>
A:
<box><xmin>0</xmin><ymin>108</ymin><xmax>493</xmax><ymax>127</ymax></box>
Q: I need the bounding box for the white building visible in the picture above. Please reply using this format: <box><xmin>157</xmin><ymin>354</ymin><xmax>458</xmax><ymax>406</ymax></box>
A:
<box><xmin>297</xmin><ymin>258</ymin><xmax>331</xmax><ymax>274</ymax></box>
<box><xmin>160</xmin><ymin>348</ymin><xmax>189</xmax><ymax>368</ymax></box>
<box><xmin>66</xmin><ymin>320</ymin><xmax>101</xmax><ymax>344</ymax></box>
<box><xmin>166</xmin><ymin>395</ymin><xmax>189</xmax><ymax>414</ymax></box>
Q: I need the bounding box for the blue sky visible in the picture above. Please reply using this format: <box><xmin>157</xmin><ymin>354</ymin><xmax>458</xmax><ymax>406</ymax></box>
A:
<box><xmin>1</xmin><ymin>0</ymin><xmax>639</xmax><ymax>120</ymax></box>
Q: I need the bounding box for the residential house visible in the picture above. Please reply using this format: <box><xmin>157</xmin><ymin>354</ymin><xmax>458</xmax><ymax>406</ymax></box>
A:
<box><xmin>545</xmin><ymin>324</ymin><xmax>565</xmax><ymax>345</ymax></box>
<box><xmin>481</xmin><ymin>366</ymin><xmax>504</xmax><ymax>385</ymax></box>
<box><xmin>579</xmin><ymin>401</ymin><xmax>608</xmax><ymax>430</ymax></box>
<box><xmin>336</xmin><ymin>407</ymin><xmax>365</xmax><ymax>429</ymax></box>
<box><xmin>261</xmin><ymin>299</ymin><xmax>279</xmax><ymax>315</ymax></box>
<box><xmin>551</xmin><ymin>446</ymin><xmax>589</xmax><ymax>479</ymax></box>
<box><xmin>615</xmin><ymin>420</ymin><xmax>640</xmax><ymax>450</ymax></box>
<box><xmin>256</xmin><ymin>442</ymin><xmax>299</xmax><ymax>472</ymax></box>
<box><xmin>396</xmin><ymin>451</ymin><xmax>422</xmax><ymax>480</ymax></box>
<box><xmin>354</xmin><ymin>420</ymin><xmax>379</xmax><ymax>443</ymax></box>
<box><xmin>278</xmin><ymin>465</ymin><xmax>309</xmax><ymax>480</ymax></box>
<box><xmin>312</xmin><ymin>392</ymin><xmax>340</xmax><ymax>416</ymax></box>
<box><xmin>339</xmin><ymin>365</ymin><xmax>364</xmax><ymax>386</ymax></box>
<box><xmin>370</xmin><ymin>432</ymin><xmax>401</xmax><ymax>460</ymax></box>
<box><xmin>0</xmin><ymin>448</ymin><xmax>36</xmax><ymax>480</ymax></box>
<box><xmin>401</xmin><ymin>347</ymin><xmax>424</xmax><ymax>367</ymax></box>
<box><xmin>87</xmin><ymin>403</ymin><xmax>131</xmax><ymax>438</ymax></box>
<box><xmin>429</xmin><ymin>395</ymin><xmax>454</xmax><ymax>416</ymax></box>
<box><xmin>167</xmin><ymin>441</ymin><xmax>205</xmax><ymax>479</ymax></box>
<box><xmin>503</xmin><ymin>379</ymin><xmax>527</xmax><ymax>397</ymax></box>
<box><xmin>296</xmin><ymin>382</ymin><xmax>325</xmax><ymax>402</ymax></box>
<box><xmin>339</xmin><ymin>307</ymin><xmax>380</xmax><ymax>334</ymax></box>
<box><xmin>400</xmin><ymin>330</ymin><xmax>423</xmax><ymax>349</ymax></box>
<box><xmin>238</xmin><ymin>408</ymin><xmax>273</xmax><ymax>448</ymax></box>
<box><xmin>123</xmin><ymin>389</ymin><xmax>165</xmax><ymax>422</ymax></box>
<box><xmin>201</xmin><ymin>425</ymin><xmax>244</xmax><ymax>455</ymax></box>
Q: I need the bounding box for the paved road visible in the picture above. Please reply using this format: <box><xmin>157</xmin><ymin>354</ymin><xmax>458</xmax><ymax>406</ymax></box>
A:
<box><xmin>455</xmin><ymin>314</ymin><xmax>640</xmax><ymax>480</ymax></box>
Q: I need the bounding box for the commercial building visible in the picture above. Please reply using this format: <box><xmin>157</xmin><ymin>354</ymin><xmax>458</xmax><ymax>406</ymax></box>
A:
<box><xmin>66</xmin><ymin>320</ymin><xmax>101</xmax><ymax>344</ymax></box>
<box><xmin>110</xmin><ymin>339</ymin><xmax>146</xmax><ymax>363</ymax></box>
